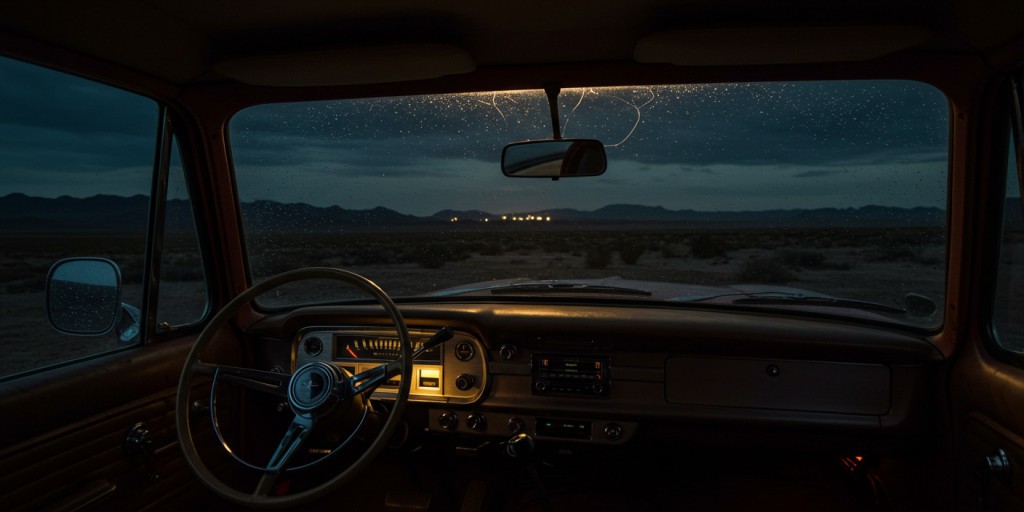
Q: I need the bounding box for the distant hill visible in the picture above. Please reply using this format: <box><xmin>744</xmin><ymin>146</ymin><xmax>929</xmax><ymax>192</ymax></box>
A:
<box><xmin>0</xmin><ymin>193</ymin><xmax>948</xmax><ymax>234</ymax></box>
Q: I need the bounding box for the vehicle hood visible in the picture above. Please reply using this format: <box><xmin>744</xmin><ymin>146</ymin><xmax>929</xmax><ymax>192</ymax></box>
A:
<box><xmin>428</xmin><ymin>276</ymin><xmax>832</xmax><ymax>302</ymax></box>
<box><xmin>425</xmin><ymin>276</ymin><xmax>904</xmax><ymax>323</ymax></box>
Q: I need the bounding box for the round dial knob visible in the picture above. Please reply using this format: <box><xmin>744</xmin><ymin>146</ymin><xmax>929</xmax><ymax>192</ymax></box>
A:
<box><xmin>455</xmin><ymin>374</ymin><xmax>476</xmax><ymax>391</ymax></box>
<box><xmin>466</xmin><ymin>413</ymin><xmax>487</xmax><ymax>432</ymax></box>
<box><xmin>507</xmin><ymin>417</ymin><xmax>525</xmax><ymax>434</ymax></box>
<box><xmin>506</xmin><ymin>433</ymin><xmax>535</xmax><ymax>458</ymax></box>
<box><xmin>454</xmin><ymin>342</ymin><xmax>475</xmax><ymax>361</ymax></box>
<box><xmin>498</xmin><ymin>344</ymin><xmax>518</xmax><ymax>361</ymax></box>
<box><xmin>534</xmin><ymin>380</ymin><xmax>549</xmax><ymax>392</ymax></box>
<box><xmin>303</xmin><ymin>337</ymin><xmax>323</xmax><ymax>357</ymax></box>
<box><xmin>438</xmin><ymin>411</ymin><xmax>458</xmax><ymax>430</ymax></box>
<box><xmin>603</xmin><ymin>423</ymin><xmax>623</xmax><ymax>441</ymax></box>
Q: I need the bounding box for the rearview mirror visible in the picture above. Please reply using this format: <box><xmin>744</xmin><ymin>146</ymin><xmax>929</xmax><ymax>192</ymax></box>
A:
<box><xmin>501</xmin><ymin>139</ymin><xmax>607</xmax><ymax>178</ymax></box>
<box><xmin>46</xmin><ymin>258</ymin><xmax>122</xmax><ymax>336</ymax></box>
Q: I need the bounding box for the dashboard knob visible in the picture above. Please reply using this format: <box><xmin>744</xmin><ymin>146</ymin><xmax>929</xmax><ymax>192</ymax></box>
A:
<box><xmin>438</xmin><ymin>411</ymin><xmax>458</xmax><ymax>430</ymax></box>
<box><xmin>506</xmin><ymin>433</ymin><xmax>535</xmax><ymax>458</ymax></box>
<box><xmin>455</xmin><ymin>342</ymin><xmax>475</xmax><ymax>361</ymax></box>
<box><xmin>591</xmin><ymin>383</ymin><xmax>605</xmax><ymax>395</ymax></box>
<box><xmin>603</xmin><ymin>423</ymin><xmax>623</xmax><ymax>441</ymax></box>
<box><xmin>507</xmin><ymin>417</ymin><xmax>525</xmax><ymax>434</ymax></box>
<box><xmin>467</xmin><ymin>413</ymin><xmax>487</xmax><ymax>432</ymax></box>
<box><xmin>455</xmin><ymin>374</ymin><xmax>476</xmax><ymax>391</ymax></box>
<box><xmin>534</xmin><ymin>380</ymin><xmax>549</xmax><ymax>392</ymax></box>
<box><xmin>498</xmin><ymin>344</ymin><xmax>518</xmax><ymax>361</ymax></box>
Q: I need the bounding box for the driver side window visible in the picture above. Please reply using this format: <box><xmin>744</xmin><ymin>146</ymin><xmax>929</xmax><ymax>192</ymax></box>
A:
<box><xmin>0</xmin><ymin>56</ymin><xmax>156</xmax><ymax>378</ymax></box>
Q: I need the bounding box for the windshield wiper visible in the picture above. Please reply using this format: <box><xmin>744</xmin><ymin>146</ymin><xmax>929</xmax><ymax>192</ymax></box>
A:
<box><xmin>730</xmin><ymin>295</ymin><xmax>905</xmax><ymax>314</ymax></box>
<box><xmin>489</xmin><ymin>283</ymin><xmax>652</xmax><ymax>296</ymax></box>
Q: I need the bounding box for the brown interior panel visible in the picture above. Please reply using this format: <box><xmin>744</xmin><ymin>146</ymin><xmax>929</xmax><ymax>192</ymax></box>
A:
<box><xmin>959</xmin><ymin>414</ymin><xmax>1024</xmax><ymax>511</ymax></box>
<box><xmin>665</xmin><ymin>356</ymin><xmax>891</xmax><ymax>415</ymax></box>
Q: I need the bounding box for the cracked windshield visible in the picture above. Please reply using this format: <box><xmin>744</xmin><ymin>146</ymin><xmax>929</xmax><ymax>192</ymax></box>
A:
<box><xmin>231</xmin><ymin>81</ymin><xmax>948</xmax><ymax>328</ymax></box>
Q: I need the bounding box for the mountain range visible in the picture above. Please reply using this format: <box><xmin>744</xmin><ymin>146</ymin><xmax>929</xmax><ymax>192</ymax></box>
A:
<box><xmin>0</xmin><ymin>193</ymin><xmax>956</xmax><ymax>234</ymax></box>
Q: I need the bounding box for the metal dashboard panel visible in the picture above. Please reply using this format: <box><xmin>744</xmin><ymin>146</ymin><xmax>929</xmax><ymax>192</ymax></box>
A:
<box><xmin>294</xmin><ymin>327</ymin><xmax>487</xmax><ymax>404</ymax></box>
<box><xmin>665</xmin><ymin>356</ymin><xmax>891</xmax><ymax>415</ymax></box>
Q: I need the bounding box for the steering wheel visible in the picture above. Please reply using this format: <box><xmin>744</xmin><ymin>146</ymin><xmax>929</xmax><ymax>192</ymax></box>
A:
<box><xmin>175</xmin><ymin>268</ymin><xmax>412</xmax><ymax>508</ymax></box>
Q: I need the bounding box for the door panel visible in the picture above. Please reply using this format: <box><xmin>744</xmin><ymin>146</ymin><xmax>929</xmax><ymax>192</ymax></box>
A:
<box><xmin>952</xmin><ymin>73</ymin><xmax>1024</xmax><ymax>511</ymax></box>
<box><xmin>0</xmin><ymin>337</ymin><xmax>203</xmax><ymax>511</ymax></box>
<box><xmin>952</xmin><ymin>342</ymin><xmax>1024</xmax><ymax>510</ymax></box>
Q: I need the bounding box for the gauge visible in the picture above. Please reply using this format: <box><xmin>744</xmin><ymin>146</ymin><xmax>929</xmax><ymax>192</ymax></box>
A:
<box><xmin>334</xmin><ymin>333</ymin><xmax>441</xmax><ymax>362</ymax></box>
<box><xmin>303</xmin><ymin>336</ymin><xmax>323</xmax><ymax>357</ymax></box>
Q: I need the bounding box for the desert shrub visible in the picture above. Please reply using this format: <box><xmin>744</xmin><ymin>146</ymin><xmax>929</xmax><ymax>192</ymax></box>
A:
<box><xmin>660</xmin><ymin>244</ymin><xmax>679</xmax><ymax>258</ymax></box>
<box><xmin>343</xmin><ymin>245</ymin><xmax>392</xmax><ymax>266</ymax></box>
<box><xmin>508</xmin><ymin>259</ymin><xmax>526</xmax><ymax>265</ymax></box>
<box><xmin>543</xmin><ymin>236</ymin><xmax>573</xmax><ymax>254</ymax></box>
<box><xmin>415</xmin><ymin>252</ymin><xmax>446</xmax><ymax>269</ymax></box>
<box><xmin>480</xmin><ymin>242</ymin><xmax>504</xmax><ymax>256</ymax></box>
<box><xmin>410</xmin><ymin>243</ymin><xmax>447</xmax><ymax>269</ymax></box>
<box><xmin>619</xmin><ymin>244</ymin><xmax>645</xmax><ymax>265</ymax></box>
<box><xmin>780</xmin><ymin>249</ymin><xmax>827</xmax><ymax>269</ymax></box>
<box><xmin>865</xmin><ymin>245</ymin><xmax>941</xmax><ymax>265</ymax></box>
<box><xmin>585</xmin><ymin>245</ymin><xmax>612</xmax><ymax>269</ymax></box>
<box><xmin>690</xmin><ymin>234</ymin><xmax>728</xmax><ymax>259</ymax></box>
<box><xmin>161</xmin><ymin>264</ymin><xmax>205</xmax><ymax>281</ymax></box>
<box><xmin>737</xmin><ymin>257</ymin><xmax>796</xmax><ymax>283</ymax></box>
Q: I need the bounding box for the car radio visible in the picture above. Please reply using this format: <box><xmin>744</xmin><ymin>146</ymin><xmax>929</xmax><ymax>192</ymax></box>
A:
<box><xmin>532</xmin><ymin>354</ymin><xmax>610</xmax><ymax>397</ymax></box>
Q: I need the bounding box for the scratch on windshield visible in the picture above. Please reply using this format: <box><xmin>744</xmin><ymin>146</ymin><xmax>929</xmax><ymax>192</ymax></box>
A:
<box><xmin>561</xmin><ymin>87</ymin><xmax>658</xmax><ymax>147</ymax></box>
<box><xmin>604</xmin><ymin>88</ymin><xmax>656</xmax><ymax>147</ymax></box>
<box><xmin>562</xmin><ymin>89</ymin><xmax>589</xmax><ymax>135</ymax></box>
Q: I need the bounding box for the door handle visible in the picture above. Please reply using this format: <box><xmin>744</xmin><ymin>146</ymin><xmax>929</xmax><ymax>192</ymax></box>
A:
<box><xmin>985</xmin><ymin>448</ymin><xmax>1012</xmax><ymax>485</ymax></box>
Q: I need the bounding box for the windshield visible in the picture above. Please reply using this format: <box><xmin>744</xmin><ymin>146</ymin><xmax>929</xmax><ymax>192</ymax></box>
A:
<box><xmin>231</xmin><ymin>81</ymin><xmax>948</xmax><ymax>328</ymax></box>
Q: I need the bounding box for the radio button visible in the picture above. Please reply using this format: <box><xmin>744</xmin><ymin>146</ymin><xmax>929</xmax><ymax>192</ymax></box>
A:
<box><xmin>603</xmin><ymin>423</ymin><xmax>623</xmax><ymax>441</ymax></box>
<box><xmin>499</xmin><ymin>344</ymin><xmax>518</xmax><ymax>361</ymax></box>
<box><xmin>455</xmin><ymin>374</ymin><xmax>476</xmax><ymax>391</ymax></box>
<box><xmin>467</xmin><ymin>413</ymin><xmax>487</xmax><ymax>432</ymax></box>
<box><xmin>438</xmin><ymin>411</ymin><xmax>458</xmax><ymax>430</ymax></box>
<box><xmin>507</xmin><ymin>417</ymin><xmax>525</xmax><ymax>434</ymax></box>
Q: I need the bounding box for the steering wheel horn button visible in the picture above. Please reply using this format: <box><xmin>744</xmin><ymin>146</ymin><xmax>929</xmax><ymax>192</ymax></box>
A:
<box><xmin>288</xmin><ymin>362</ymin><xmax>342</xmax><ymax>415</ymax></box>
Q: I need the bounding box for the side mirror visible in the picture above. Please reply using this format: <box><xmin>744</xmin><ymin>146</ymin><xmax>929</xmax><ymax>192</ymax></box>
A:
<box><xmin>501</xmin><ymin>139</ymin><xmax>607</xmax><ymax>179</ymax></box>
<box><xmin>46</xmin><ymin>258</ymin><xmax>123</xmax><ymax>336</ymax></box>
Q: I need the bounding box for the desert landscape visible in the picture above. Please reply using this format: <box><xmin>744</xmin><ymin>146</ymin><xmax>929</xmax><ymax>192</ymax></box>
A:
<box><xmin>0</xmin><ymin>224</ymin><xmax>953</xmax><ymax>377</ymax></box>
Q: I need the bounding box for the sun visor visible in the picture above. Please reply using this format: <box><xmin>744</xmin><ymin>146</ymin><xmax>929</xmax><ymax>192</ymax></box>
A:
<box><xmin>215</xmin><ymin>44</ymin><xmax>476</xmax><ymax>86</ymax></box>
<box><xmin>634</xmin><ymin>26</ymin><xmax>931</xmax><ymax>66</ymax></box>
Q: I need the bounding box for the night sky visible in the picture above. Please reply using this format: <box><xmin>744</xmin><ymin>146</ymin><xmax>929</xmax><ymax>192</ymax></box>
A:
<box><xmin>1</xmin><ymin>55</ymin><xmax>957</xmax><ymax>216</ymax></box>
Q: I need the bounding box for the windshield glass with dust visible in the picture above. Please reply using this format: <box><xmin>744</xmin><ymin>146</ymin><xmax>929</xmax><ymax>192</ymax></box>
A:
<box><xmin>231</xmin><ymin>81</ymin><xmax>949</xmax><ymax>328</ymax></box>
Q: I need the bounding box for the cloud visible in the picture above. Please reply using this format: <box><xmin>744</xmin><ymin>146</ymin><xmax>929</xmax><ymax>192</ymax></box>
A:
<box><xmin>793</xmin><ymin>170</ymin><xmax>845</xmax><ymax>178</ymax></box>
<box><xmin>1</xmin><ymin>58</ymin><xmax>951</xmax><ymax>215</ymax></box>
<box><xmin>0</xmin><ymin>58</ymin><xmax>157</xmax><ymax>138</ymax></box>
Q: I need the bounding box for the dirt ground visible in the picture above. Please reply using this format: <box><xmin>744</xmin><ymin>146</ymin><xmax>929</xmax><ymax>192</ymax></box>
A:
<box><xmin>0</xmin><ymin>227</ymin><xmax>954</xmax><ymax>378</ymax></box>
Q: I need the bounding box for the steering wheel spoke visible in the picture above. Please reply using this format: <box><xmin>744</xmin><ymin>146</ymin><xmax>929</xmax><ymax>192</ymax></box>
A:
<box><xmin>252</xmin><ymin>414</ymin><xmax>315</xmax><ymax>496</ymax></box>
<box><xmin>267</xmin><ymin>415</ymin><xmax>316</xmax><ymax>473</ymax></box>
<box><xmin>206</xmin><ymin>363</ymin><xmax>291</xmax><ymax>398</ymax></box>
<box><xmin>344</xmin><ymin>360</ymin><xmax>402</xmax><ymax>398</ymax></box>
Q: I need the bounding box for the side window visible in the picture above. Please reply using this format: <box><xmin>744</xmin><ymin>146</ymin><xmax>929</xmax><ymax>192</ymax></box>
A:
<box><xmin>0</xmin><ymin>57</ymin><xmax>157</xmax><ymax>378</ymax></box>
<box><xmin>994</xmin><ymin>80</ymin><xmax>1024</xmax><ymax>353</ymax></box>
<box><xmin>156</xmin><ymin>135</ymin><xmax>208</xmax><ymax>327</ymax></box>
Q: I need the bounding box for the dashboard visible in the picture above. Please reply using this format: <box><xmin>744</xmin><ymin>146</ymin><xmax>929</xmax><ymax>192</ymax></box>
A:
<box><xmin>276</xmin><ymin>302</ymin><xmax>944</xmax><ymax>450</ymax></box>
<box><xmin>295</xmin><ymin>327</ymin><xmax>488</xmax><ymax>404</ymax></box>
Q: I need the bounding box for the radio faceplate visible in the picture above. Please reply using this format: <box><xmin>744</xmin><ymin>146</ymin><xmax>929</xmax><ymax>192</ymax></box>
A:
<box><xmin>532</xmin><ymin>354</ymin><xmax>610</xmax><ymax>397</ymax></box>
